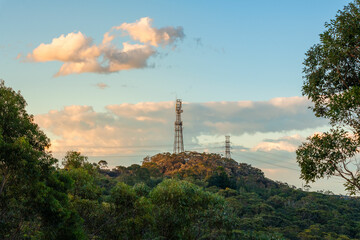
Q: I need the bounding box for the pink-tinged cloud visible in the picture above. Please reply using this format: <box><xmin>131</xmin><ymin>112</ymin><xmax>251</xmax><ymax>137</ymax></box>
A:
<box><xmin>24</xmin><ymin>17</ymin><xmax>184</xmax><ymax>76</ymax></box>
<box><xmin>55</xmin><ymin>58</ymin><xmax>107</xmax><ymax>76</ymax></box>
<box><xmin>252</xmin><ymin>141</ymin><xmax>298</xmax><ymax>152</ymax></box>
<box><xmin>106</xmin><ymin>101</ymin><xmax>173</xmax><ymax>117</ymax></box>
<box><xmin>252</xmin><ymin>134</ymin><xmax>304</xmax><ymax>152</ymax></box>
<box><xmin>102</xmin><ymin>32</ymin><xmax>115</xmax><ymax>44</ymax></box>
<box><xmin>34</xmin><ymin>97</ymin><xmax>327</xmax><ymax>157</ymax></box>
<box><xmin>117</xmin><ymin>17</ymin><xmax>184</xmax><ymax>47</ymax></box>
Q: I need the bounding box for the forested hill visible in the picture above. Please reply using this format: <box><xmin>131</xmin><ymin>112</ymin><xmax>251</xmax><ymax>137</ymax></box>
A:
<box><xmin>95</xmin><ymin>151</ymin><xmax>360</xmax><ymax>239</ymax></box>
<box><xmin>3</xmin><ymin>147</ymin><xmax>360</xmax><ymax>239</ymax></box>
<box><xmin>141</xmin><ymin>151</ymin><xmax>276</xmax><ymax>190</ymax></box>
<box><xmin>143</xmin><ymin>152</ymin><xmax>265</xmax><ymax>179</ymax></box>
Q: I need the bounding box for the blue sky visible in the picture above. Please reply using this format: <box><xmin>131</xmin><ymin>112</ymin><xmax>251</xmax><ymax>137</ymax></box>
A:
<box><xmin>0</xmin><ymin>0</ymin><xmax>353</xmax><ymax>194</ymax></box>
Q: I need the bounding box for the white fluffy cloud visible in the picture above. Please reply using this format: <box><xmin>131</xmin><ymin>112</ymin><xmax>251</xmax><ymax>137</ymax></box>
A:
<box><xmin>34</xmin><ymin>97</ymin><xmax>327</xmax><ymax>157</ymax></box>
<box><xmin>117</xmin><ymin>17</ymin><xmax>185</xmax><ymax>47</ymax></box>
<box><xmin>25</xmin><ymin>17</ymin><xmax>184</xmax><ymax>76</ymax></box>
<box><xmin>28</xmin><ymin>32</ymin><xmax>101</xmax><ymax>62</ymax></box>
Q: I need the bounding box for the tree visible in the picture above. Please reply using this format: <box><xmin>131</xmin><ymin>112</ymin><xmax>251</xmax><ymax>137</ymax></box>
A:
<box><xmin>62</xmin><ymin>150</ymin><xmax>88</xmax><ymax>170</ymax></box>
<box><xmin>150</xmin><ymin>179</ymin><xmax>236</xmax><ymax>239</ymax></box>
<box><xmin>207</xmin><ymin>167</ymin><xmax>236</xmax><ymax>189</ymax></box>
<box><xmin>98</xmin><ymin>159</ymin><xmax>108</xmax><ymax>169</ymax></box>
<box><xmin>0</xmin><ymin>80</ymin><xmax>84</xmax><ymax>239</ymax></box>
<box><xmin>0</xmin><ymin>79</ymin><xmax>51</xmax><ymax>196</ymax></box>
<box><xmin>296</xmin><ymin>1</ymin><xmax>360</xmax><ymax>195</ymax></box>
<box><xmin>104</xmin><ymin>182</ymin><xmax>154</xmax><ymax>240</ymax></box>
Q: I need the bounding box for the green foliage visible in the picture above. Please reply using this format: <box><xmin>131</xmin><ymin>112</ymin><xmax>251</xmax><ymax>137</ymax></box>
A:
<box><xmin>0</xmin><ymin>80</ymin><xmax>85</xmax><ymax>239</ymax></box>
<box><xmin>113</xmin><ymin>163</ymin><xmax>158</xmax><ymax>187</ymax></box>
<box><xmin>297</xmin><ymin>129</ymin><xmax>360</xmax><ymax>194</ymax></box>
<box><xmin>298</xmin><ymin>0</ymin><xmax>360</xmax><ymax>195</ymax></box>
<box><xmin>150</xmin><ymin>179</ymin><xmax>236</xmax><ymax>239</ymax></box>
<box><xmin>106</xmin><ymin>182</ymin><xmax>154</xmax><ymax>240</ymax></box>
<box><xmin>232</xmin><ymin>230</ymin><xmax>286</xmax><ymax>240</ymax></box>
<box><xmin>111</xmin><ymin>182</ymin><xmax>137</xmax><ymax>208</ymax></box>
<box><xmin>98</xmin><ymin>160</ymin><xmax>108</xmax><ymax>169</ymax></box>
<box><xmin>62</xmin><ymin>151</ymin><xmax>89</xmax><ymax>170</ymax></box>
<box><xmin>61</xmin><ymin>151</ymin><xmax>103</xmax><ymax>200</ymax></box>
<box><xmin>207</xmin><ymin>167</ymin><xmax>236</xmax><ymax>189</ymax></box>
<box><xmin>302</xmin><ymin>0</ymin><xmax>360</xmax><ymax>127</ymax></box>
<box><xmin>65</xmin><ymin>167</ymin><xmax>102</xmax><ymax>200</ymax></box>
<box><xmin>133</xmin><ymin>182</ymin><xmax>151</xmax><ymax>197</ymax></box>
<box><xmin>70</xmin><ymin>198</ymin><xmax>110</xmax><ymax>239</ymax></box>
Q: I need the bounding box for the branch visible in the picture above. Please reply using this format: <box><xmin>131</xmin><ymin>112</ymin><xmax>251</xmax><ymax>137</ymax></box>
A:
<box><xmin>342</xmin><ymin>160</ymin><xmax>354</xmax><ymax>177</ymax></box>
<box><xmin>0</xmin><ymin>169</ymin><xmax>9</xmax><ymax>196</ymax></box>
<box><xmin>336</xmin><ymin>67</ymin><xmax>349</xmax><ymax>89</ymax></box>
<box><xmin>330</xmin><ymin>160</ymin><xmax>360</xmax><ymax>192</ymax></box>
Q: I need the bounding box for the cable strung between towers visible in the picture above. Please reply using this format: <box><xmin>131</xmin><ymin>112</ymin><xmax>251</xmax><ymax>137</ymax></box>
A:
<box><xmin>173</xmin><ymin>99</ymin><xmax>184</xmax><ymax>153</ymax></box>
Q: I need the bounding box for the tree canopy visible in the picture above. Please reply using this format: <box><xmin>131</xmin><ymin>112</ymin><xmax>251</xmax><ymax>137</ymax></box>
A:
<box><xmin>0</xmin><ymin>80</ymin><xmax>85</xmax><ymax>239</ymax></box>
<box><xmin>297</xmin><ymin>0</ymin><xmax>360</xmax><ymax>195</ymax></box>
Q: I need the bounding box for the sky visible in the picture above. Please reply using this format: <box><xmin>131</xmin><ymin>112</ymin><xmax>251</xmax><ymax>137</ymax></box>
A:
<box><xmin>0</xmin><ymin>0</ymin><xmax>354</xmax><ymax>194</ymax></box>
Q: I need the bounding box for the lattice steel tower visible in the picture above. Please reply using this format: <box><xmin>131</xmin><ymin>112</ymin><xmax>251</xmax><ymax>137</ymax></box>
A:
<box><xmin>225</xmin><ymin>135</ymin><xmax>231</xmax><ymax>159</ymax></box>
<box><xmin>173</xmin><ymin>99</ymin><xmax>184</xmax><ymax>153</ymax></box>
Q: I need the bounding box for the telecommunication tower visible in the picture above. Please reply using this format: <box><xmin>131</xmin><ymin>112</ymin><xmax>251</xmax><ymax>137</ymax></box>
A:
<box><xmin>225</xmin><ymin>135</ymin><xmax>231</xmax><ymax>159</ymax></box>
<box><xmin>173</xmin><ymin>99</ymin><xmax>184</xmax><ymax>153</ymax></box>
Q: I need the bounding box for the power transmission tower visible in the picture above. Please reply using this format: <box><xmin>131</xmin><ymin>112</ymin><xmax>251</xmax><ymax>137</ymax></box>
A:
<box><xmin>225</xmin><ymin>135</ymin><xmax>231</xmax><ymax>159</ymax></box>
<box><xmin>173</xmin><ymin>99</ymin><xmax>184</xmax><ymax>153</ymax></box>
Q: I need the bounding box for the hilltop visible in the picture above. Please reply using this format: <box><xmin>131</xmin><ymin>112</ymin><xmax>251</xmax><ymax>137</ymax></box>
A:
<box><xmin>96</xmin><ymin>151</ymin><xmax>360</xmax><ymax>239</ymax></box>
<box><xmin>102</xmin><ymin>151</ymin><xmax>276</xmax><ymax>190</ymax></box>
<box><xmin>142</xmin><ymin>151</ymin><xmax>263</xmax><ymax>179</ymax></box>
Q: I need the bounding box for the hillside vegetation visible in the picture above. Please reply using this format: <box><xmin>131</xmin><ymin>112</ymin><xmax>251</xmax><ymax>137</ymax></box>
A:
<box><xmin>92</xmin><ymin>152</ymin><xmax>360</xmax><ymax>240</ymax></box>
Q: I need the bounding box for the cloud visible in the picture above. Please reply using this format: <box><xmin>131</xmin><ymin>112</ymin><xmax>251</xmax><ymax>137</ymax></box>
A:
<box><xmin>106</xmin><ymin>101</ymin><xmax>173</xmax><ymax>118</ymax></box>
<box><xmin>262</xmin><ymin>168</ymin><xmax>290</xmax><ymax>176</ymax></box>
<box><xmin>35</xmin><ymin>105</ymin><xmax>145</xmax><ymax>156</ymax></box>
<box><xmin>34</xmin><ymin>96</ymin><xmax>328</xmax><ymax>157</ymax></box>
<box><xmin>106</xmin><ymin>43</ymin><xmax>155</xmax><ymax>72</ymax></box>
<box><xmin>252</xmin><ymin>134</ymin><xmax>304</xmax><ymax>152</ymax></box>
<box><xmin>96</xmin><ymin>83</ymin><xmax>109</xmax><ymax>89</ymax></box>
<box><xmin>102</xmin><ymin>32</ymin><xmax>115</xmax><ymax>44</ymax></box>
<box><xmin>185</xmin><ymin>97</ymin><xmax>326</xmax><ymax>135</ymax></box>
<box><xmin>24</xmin><ymin>17</ymin><xmax>184</xmax><ymax>76</ymax></box>
<box><xmin>56</xmin><ymin>58</ymin><xmax>106</xmax><ymax>76</ymax></box>
<box><xmin>27</xmin><ymin>32</ymin><xmax>101</xmax><ymax>62</ymax></box>
<box><xmin>116</xmin><ymin>17</ymin><xmax>184</xmax><ymax>47</ymax></box>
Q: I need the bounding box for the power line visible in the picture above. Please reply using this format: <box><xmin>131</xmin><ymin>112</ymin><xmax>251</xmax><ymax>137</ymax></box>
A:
<box><xmin>232</xmin><ymin>152</ymin><xmax>346</xmax><ymax>182</ymax></box>
<box><xmin>232</xmin><ymin>152</ymin><xmax>300</xmax><ymax>172</ymax></box>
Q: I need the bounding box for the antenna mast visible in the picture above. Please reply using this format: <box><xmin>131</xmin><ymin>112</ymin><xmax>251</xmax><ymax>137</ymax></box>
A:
<box><xmin>225</xmin><ymin>135</ymin><xmax>231</xmax><ymax>159</ymax></box>
<box><xmin>174</xmin><ymin>99</ymin><xmax>184</xmax><ymax>153</ymax></box>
